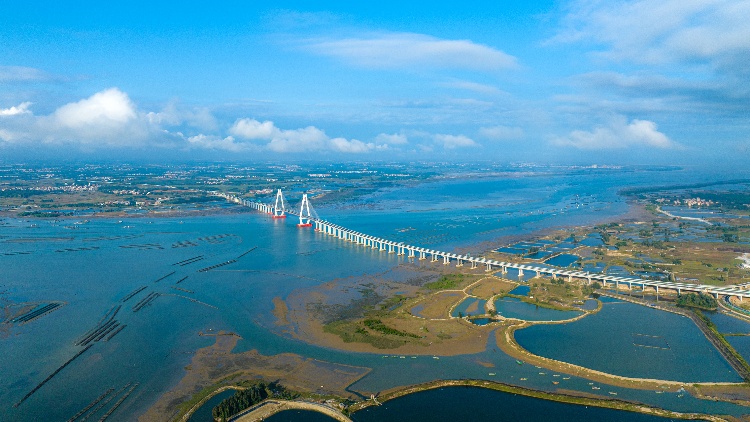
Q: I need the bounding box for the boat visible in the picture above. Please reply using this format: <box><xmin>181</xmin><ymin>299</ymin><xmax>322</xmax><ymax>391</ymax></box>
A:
<box><xmin>489</xmin><ymin>373</ymin><xmax>496</xmax><ymax>376</ymax></box>
<box><xmin>609</xmin><ymin>392</ymin><xmax>617</xmax><ymax>395</ymax></box>
<box><xmin>592</xmin><ymin>387</ymin><xmax>600</xmax><ymax>390</ymax></box>
<box><xmin>516</xmin><ymin>360</ymin><xmax>523</xmax><ymax>365</ymax></box>
<box><xmin>552</xmin><ymin>381</ymin><xmax>559</xmax><ymax>385</ymax></box>
<box><xmin>520</xmin><ymin>378</ymin><xmax>527</xmax><ymax>381</ymax></box>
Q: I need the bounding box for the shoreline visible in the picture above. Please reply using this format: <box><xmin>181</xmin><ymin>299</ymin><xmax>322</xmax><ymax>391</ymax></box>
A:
<box><xmin>346</xmin><ymin>379</ymin><xmax>727</xmax><ymax>421</ymax></box>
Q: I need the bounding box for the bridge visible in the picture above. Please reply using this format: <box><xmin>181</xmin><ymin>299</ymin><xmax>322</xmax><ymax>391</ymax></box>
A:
<box><xmin>214</xmin><ymin>190</ymin><xmax>750</xmax><ymax>301</ymax></box>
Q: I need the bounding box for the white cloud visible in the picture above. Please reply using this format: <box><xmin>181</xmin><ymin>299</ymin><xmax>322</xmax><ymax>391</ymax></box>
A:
<box><xmin>0</xmin><ymin>66</ymin><xmax>53</xmax><ymax>82</ymax></box>
<box><xmin>305</xmin><ymin>32</ymin><xmax>517</xmax><ymax>71</ymax></box>
<box><xmin>479</xmin><ymin>125</ymin><xmax>524</xmax><ymax>140</ymax></box>
<box><xmin>229</xmin><ymin>118</ymin><xmax>278</xmax><ymax>139</ymax></box>
<box><xmin>552</xmin><ymin>116</ymin><xmax>677</xmax><ymax>150</ymax></box>
<box><xmin>375</xmin><ymin>132</ymin><xmax>408</xmax><ymax>145</ymax></box>
<box><xmin>186</xmin><ymin>134</ymin><xmax>248</xmax><ymax>152</ymax></box>
<box><xmin>551</xmin><ymin>0</ymin><xmax>750</xmax><ymax>69</ymax></box>
<box><xmin>53</xmin><ymin>88</ymin><xmax>136</xmax><ymax>129</ymax></box>
<box><xmin>230</xmin><ymin>118</ymin><xmax>378</xmax><ymax>153</ymax></box>
<box><xmin>442</xmin><ymin>80</ymin><xmax>505</xmax><ymax>95</ymax></box>
<box><xmin>329</xmin><ymin>137</ymin><xmax>377</xmax><ymax>153</ymax></box>
<box><xmin>0</xmin><ymin>102</ymin><xmax>32</xmax><ymax>117</ymax></box>
<box><xmin>434</xmin><ymin>134</ymin><xmax>478</xmax><ymax>149</ymax></box>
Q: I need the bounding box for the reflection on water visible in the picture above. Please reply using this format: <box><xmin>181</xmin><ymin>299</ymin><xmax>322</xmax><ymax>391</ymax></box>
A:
<box><xmin>515</xmin><ymin>300</ymin><xmax>741</xmax><ymax>382</ymax></box>
<box><xmin>3</xmin><ymin>168</ymin><xmax>750</xmax><ymax>420</ymax></box>
<box><xmin>351</xmin><ymin>386</ymin><xmax>680</xmax><ymax>422</ymax></box>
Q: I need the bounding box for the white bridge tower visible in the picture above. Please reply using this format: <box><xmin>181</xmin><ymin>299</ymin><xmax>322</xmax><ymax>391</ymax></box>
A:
<box><xmin>273</xmin><ymin>189</ymin><xmax>287</xmax><ymax>219</ymax></box>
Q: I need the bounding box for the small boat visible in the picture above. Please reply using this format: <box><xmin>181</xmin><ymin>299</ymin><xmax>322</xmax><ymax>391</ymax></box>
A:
<box><xmin>563</xmin><ymin>377</ymin><xmax>570</xmax><ymax>380</ymax></box>
<box><xmin>552</xmin><ymin>381</ymin><xmax>559</xmax><ymax>385</ymax></box>
<box><xmin>516</xmin><ymin>360</ymin><xmax>523</xmax><ymax>365</ymax></box>
<box><xmin>609</xmin><ymin>392</ymin><xmax>617</xmax><ymax>395</ymax></box>
<box><xmin>520</xmin><ymin>378</ymin><xmax>527</xmax><ymax>381</ymax></box>
<box><xmin>592</xmin><ymin>387</ymin><xmax>600</xmax><ymax>390</ymax></box>
<box><xmin>433</xmin><ymin>356</ymin><xmax>439</xmax><ymax>360</ymax></box>
<box><xmin>539</xmin><ymin>372</ymin><xmax>546</xmax><ymax>375</ymax></box>
<box><xmin>553</xmin><ymin>374</ymin><xmax>560</xmax><ymax>377</ymax></box>
<box><xmin>489</xmin><ymin>373</ymin><xmax>496</xmax><ymax>376</ymax></box>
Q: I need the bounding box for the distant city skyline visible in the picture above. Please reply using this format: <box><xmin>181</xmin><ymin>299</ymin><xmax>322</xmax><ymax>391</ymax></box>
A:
<box><xmin>1</xmin><ymin>1</ymin><xmax>748</xmax><ymax>164</ymax></box>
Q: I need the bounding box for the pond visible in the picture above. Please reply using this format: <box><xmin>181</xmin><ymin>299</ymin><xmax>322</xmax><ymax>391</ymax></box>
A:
<box><xmin>451</xmin><ymin>297</ymin><xmax>487</xmax><ymax>317</ymax></box>
<box><xmin>350</xmin><ymin>386</ymin><xmax>682</xmax><ymax>422</ymax></box>
<box><xmin>494</xmin><ymin>297</ymin><xmax>583</xmax><ymax>321</ymax></box>
<box><xmin>544</xmin><ymin>254</ymin><xmax>579</xmax><ymax>268</ymax></box>
<box><xmin>508</xmin><ymin>285</ymin><xmax>530</xmax><ymax>296</ymax></box>
<box><xmin>515</xmin><ymin>300</ymin><xmax>742</xmax><ymax>382</ymax></box>
<box><xmin>187</xmin><ymin>389</ymin><xmax>236</xmax><ymax>422</ymax></box>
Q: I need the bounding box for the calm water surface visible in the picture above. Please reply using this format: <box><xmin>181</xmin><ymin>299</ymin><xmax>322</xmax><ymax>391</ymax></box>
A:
<box><xmin>3</xmin><ymin>168</ymin><xmax>750</xmax><ymax>420</ymax></box>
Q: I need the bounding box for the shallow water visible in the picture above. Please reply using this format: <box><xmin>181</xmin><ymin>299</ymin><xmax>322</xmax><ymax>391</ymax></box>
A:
<box><xmin>515</xmin><ymin>300</ymin><xmax>741</xmax><ymax>382</ymax></box>
<box><xmin>3</xmin><ymin>167</ymin><xmax>750</xmax><ymax>420</ymax></box>
<box><xmin>351</xmin><ymin>386</ymin><xmax>689</xmax><ymax>422</ymax></box>
<box><xmin>494</xmin><ymin>297</ymin><xmax>582</xmax><ymax>321</ymax></box>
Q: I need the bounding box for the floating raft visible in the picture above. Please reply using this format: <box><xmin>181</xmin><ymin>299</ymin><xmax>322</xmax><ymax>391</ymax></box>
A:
<box><xmin>197</xmin><ymin>259</ymin><xmax>237</xmax><ymax>272</ymax></box>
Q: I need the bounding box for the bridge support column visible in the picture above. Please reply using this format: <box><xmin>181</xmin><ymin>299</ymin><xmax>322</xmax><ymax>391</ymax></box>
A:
<box><xmin>389</xmin><ymin>244</ymin><xmax>394</xmax><ymax>254</ymax></box>
<box><xmin>486</xmin><ymin>263</ymin><xmax>492</xmax><ymax>271</ymax></box>
<box><xmin>567</xmin><ymin>275</ymin><xmax>572</xmax><ymax>283</ymax></box>
<box><xmin>535</xmin><ymin>271</ymin><xmax>540</xmax><ymax>278</ymax></box>
<box><xmin>456</xmin><ymin>259</ymin><xmax>463</xmax><ymax>267</ymax></box>
<box><xmin>586</xmin><ymin>276</ymin><xmax>592</xmax><ymax>285</ymax></box>
<box><xmin>408</xmin><ymin>249</ymin><xmax>415</xmax><ymax>258</ymax></box>
<box><xmin>518</xmin><ymin>269</ymin><xmax>524</xmax><ymax>278</ymax></box>
<box><xmin>443</xmin><ymin>255</ymin><xmax>449</xmax><ymax>265</ymax></box>
<box><xmin>471</xmin><ymin>261</ymin><xmax>477</xmax><ymax>269</ymax></box>
<box><xmin>431</xmin><ymin>254</ymin><xmax>438</xmax><ymax>262</ymax></box>
<box><xmin>379</xmin><ymin>242</ymin><xmax>386</xmax><ymax>251</ymax></box>
<box><xmin>502</xmin><ymin>266</ymin><xmax>507</xmax><ymax>274</ymax></box>
<box><xmin>419</xmin><ymin>251</ymin><xmax>426</xmax><ymax>260</ymax></box>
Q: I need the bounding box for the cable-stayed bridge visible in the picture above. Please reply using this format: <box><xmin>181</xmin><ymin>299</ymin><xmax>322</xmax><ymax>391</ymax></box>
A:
<box><xmin>214</xmin><ymin>190</ymin><xmax>750</xmax><ymax>301</ymax></box>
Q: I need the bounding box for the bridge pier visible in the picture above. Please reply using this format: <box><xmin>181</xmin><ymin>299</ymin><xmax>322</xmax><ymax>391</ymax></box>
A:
<box><xmin>518</xmin><ymin>269</ymin><xmax>524</xmax><ymax>278</ymax></box>
<box><xmin>471</xmin><ymin>261</ymin><xmax>477</xmax><ymax>269</ymax></box>
<box><xmin>567</xmin><ymin>275</ymin><xmax>572</xmax><ymax>283</ymax></box>
<box><xmin>431</xmin><ymin>253</ymin><xmax>438</xmax><ymax>262</ymax></box>
<box><xmin>408</xmin><ymin>248</ymin><xmax>415</xmax><ymax>258</ymax></box>
<box><xmin>486</xmin><ymin>262</ymin><xmax>492</xmax><ymax>271</ymax></box>
<box><xmin>419</xmin><ymin>251</ymin><xmax>426</xmax><ymax>260</ymax></box>
<box><xmin>388</xmin><ymin>244</ymin><xmax>394</xmax><ymax>254</ymax></box>
<box><xmin>443</xmin><ymin>255</ymin><xmax>449</xmax><ymax>265</ymax></box>
<box><xmin>456</xmin><ymin>258</ymin><xmax>463</xmax><ymax>267</ymax></box>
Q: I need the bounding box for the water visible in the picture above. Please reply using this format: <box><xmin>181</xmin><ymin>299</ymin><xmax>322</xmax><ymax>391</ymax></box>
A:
<box><xmin>3</xmin><ymin>167</ymin><xmax>750</xmax><ymax>420</ymax></box>
<box><xmin>544</xmin><ymin>253</ymin><xmax>579</xmax><ymax>267</ymax></box>
<box><xmin>494</xmin><ymin>297</ymin><xmax>582</xmax><ymax>321</ymax></box>
<box><xmin>515</xmin><ymin>300</ymin><xmax>741</xmax><ymax>382</ymax></box>
<box><xmin>508</xmin><ymin>285</ymin><xmax>530</xmax><ymax>296</ymax></box>
<box><xmin>265</xmin><ymin>409</ymin><xmax>338</xmax><ymax>421</ymax></box>
<box><xmin>188</xmin><ymin>389</ymin><xmax>236</xmax><ymax>422</ymax></box>
<box><xmin>350</xmin><ymin>386</ymin><xmax>683</xmax><ymax>422</ymax></box>
<box><xmin>451</xmin><ymin>297</ymin><xmax>487</xmax><ymax>317</ymax></box>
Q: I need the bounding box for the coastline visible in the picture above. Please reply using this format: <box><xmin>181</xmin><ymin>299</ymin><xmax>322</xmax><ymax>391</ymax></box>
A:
<box><xmin>346</xmin><ymin>379</ymin><xmax>727</xmax><ymax>421</ymax></box>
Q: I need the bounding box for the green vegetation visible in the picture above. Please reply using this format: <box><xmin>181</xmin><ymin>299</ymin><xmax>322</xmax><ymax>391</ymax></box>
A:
<box><xmin>424</xmin><ymin>273</ymin><xmax>466</xmax><ymax>290</ymax></box>
<box><xmin>363</xmin><ymin>319</ymin><xmax>420</xmax><ymax>338</ymax></box>
<box><xmin>675</xmin><ymin>293</ymin><xmax>718</xmax><ymax>311</ymax></box>
<box><xmin>17</xmin><ymin>211</ymin><xmax>64</xmax><ymax>217</ymax></box>
<box><xmin>694</xmin><ymin>310</ymin><xmax>750</xmax><ymax>377</ymax></box>
<box><xmin>212</xmin><ymin>381</ymin><xmax>297</xmax><ymax>421</ymax></box>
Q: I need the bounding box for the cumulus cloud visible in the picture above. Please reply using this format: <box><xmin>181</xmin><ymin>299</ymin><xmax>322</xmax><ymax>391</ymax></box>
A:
<box><xmin>479</xmin><ymin>125</ymin><xmax>524</xmax><ymax>140</ymax></box>
<box><xmin>375</xmin><ymin>132</ymin><xmax>408</xmax><ymax>145</ymax></box>
<box><xmin>0</xmin><ymin>102</ymin><xmax>32</xmax><ymax>117</ymax></box>
<box><xmin>53</xmin><ymin>88</ymin><xmax>136</xmax><ymax>128</ymax></box>
<box><xmin>434</xmin><ymin>134</ymin><xmax>478</xmax><ymax>149</ymax></box>
<box><xmin>230</xmin><ymin>118</ymin><xmax>379</xmax><ymax>153</ymax></box>
<box><xmin>552</xmin><ymin>116</ymin><xmax>677</xmax><ymax>150</ymax></box>
<box><xmin>304</xmin><ymin>32</ymin><xmax>517</xmax><ymax>71</ymax></box>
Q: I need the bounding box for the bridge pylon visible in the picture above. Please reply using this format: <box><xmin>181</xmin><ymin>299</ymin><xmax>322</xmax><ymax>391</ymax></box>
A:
<box><xmin>297</xmin><ymin>194</ymin><xmax>317</xmax><ymax>227</ymax></box>
<box><xmin>273</xmin><ymin>189</ymin><xmax>287</xmax><ymax>219</ymax></box>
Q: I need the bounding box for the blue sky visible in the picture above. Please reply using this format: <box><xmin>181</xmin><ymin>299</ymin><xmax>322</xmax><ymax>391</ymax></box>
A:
<box><xmin>1</xmin><ymin>1</ymin><xmax>748</xmax><ymax>164</ymax></box>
